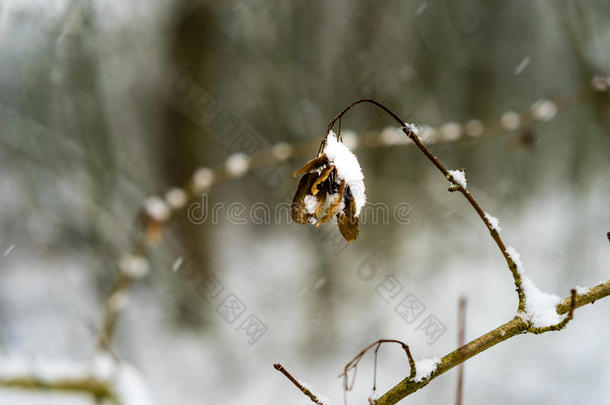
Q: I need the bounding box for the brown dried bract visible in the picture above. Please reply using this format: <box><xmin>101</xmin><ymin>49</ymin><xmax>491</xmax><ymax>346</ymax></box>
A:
<box><xmin>291</xmin><ymin>150</ymin><xmax>360</xmax><ymax>242</ymax></box>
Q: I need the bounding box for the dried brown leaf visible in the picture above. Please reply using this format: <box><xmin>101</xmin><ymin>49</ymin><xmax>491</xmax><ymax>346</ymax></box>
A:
<box><xmin>311</xmin><ymin>165</ymin><xmax>335</xmax><ymax>195</ymax></box>
<box><xmin>317</xmin><ymin>180</ymin><xmax>346</xmax><ymax>227</ymax></box>
<box><xmin>337</xmin><ymin>187</ymin><xmax>359</xmax><ymax>242</ymax></box>
<box><xmin>292</xmin><ymin>154</ymin><xmax>329</xmax><ymax>177</ymax></box>
<box><xmin>291</xmin><ymin>173</ymin><xmax>316</xmax><ymax>224</ymax></box>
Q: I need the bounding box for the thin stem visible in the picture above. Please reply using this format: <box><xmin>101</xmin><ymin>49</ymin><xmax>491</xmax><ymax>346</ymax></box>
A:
<box><xmin>274</xmin><ymin>364</ymin><xmax>326</xmax><ymax>405</ymax></box>
<box><xmin>455</xmin><ymin>297</ymin><xmax>467</xmax><ymax>405</ymax></box>
<box><xmin>327</xmin><ymin>98</ymin><xmax>525</xmax><ymax>311</ymax></box>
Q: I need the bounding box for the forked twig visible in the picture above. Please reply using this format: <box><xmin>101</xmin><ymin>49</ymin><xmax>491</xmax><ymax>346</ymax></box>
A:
<box><xmin>338</xmin><ymin>339</ymin><xmax>415</xmax><ymax>404</ymax></box>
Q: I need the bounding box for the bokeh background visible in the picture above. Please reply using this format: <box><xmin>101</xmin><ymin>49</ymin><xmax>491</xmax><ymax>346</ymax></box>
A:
<box><xmin>0</xmin><ymin>0</ymin><xmax>609</xmax><ymax>404</ymax></box>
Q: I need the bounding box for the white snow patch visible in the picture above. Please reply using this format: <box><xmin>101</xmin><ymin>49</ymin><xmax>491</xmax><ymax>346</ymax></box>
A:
<box><xmin>304</xmin><ymin>194</ymin><xmax>318</xmax><ymax>214</ymax></box>
<box><xmin>575</xmin><ymin>285</ymin><xmax>589</xmax><ymax>295</ymax></box>
<box><xmin>484</xmin><ymin>212</ymin><xmax>502</xmax><ymax>232</ymax></box>
<box><xmin>531</xmin><ymin>99</ymin><xmax>557</xmax><ymax>121</ymax></box>
<box><xmin>506</xmin><ymin>246</ymin><xmax>564</xmax><ymax>328</ymax></box>
<box><xmin>119</xmin><ymin>254</ymin><xmax>150</xmax><ymax>279</ymax></box>
<box><xmin>225</xmin><ymin>153</ymin><xmax>249</xmax><ymax>177</ymax></box>
<box><xmin>143</xmin><ymin>196</ymin><xmax>170</xmax><ymax>222</ymax></box>
<box><xmin>413</xmin><ymin>357</ymin><xmax>441</xmax><ymax>382</ymax></box>
<box><xmin>323</xmin><ymin>131</ymin><xmax>366</xmax><ymax>216</ymax></box>
<box><xmin>192</xmin><ymin>167</ymin><xmax>215</xmax><ymax>192</ymax></box>
<box><xmin>448</xmin><ymin>169</ymin><xmax>467</xmax><ymax>189</ymax></box>
<box><xmin>164</xmin><ymin>188</ymin><xmax>187</xmax><ymax>210</ymax></box>
<box><xmin>501</xmin><ymin>111</ymin><xmax>520</xmax><ymax>130</ymax></box>
<box><xmin>404</xmin><ymin>122</ymin><xmax>419</xmax><ymax>135</ymax></box>
<box><xmin>114</xmin><ymin>364</ymin><xmax>154</xmax><ymax>405</ymax></box>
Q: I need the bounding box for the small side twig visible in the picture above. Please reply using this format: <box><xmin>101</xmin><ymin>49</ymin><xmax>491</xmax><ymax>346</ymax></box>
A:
<box><xmin>338</xmin><ymin>339</ymin><xmax>415</xmax><ymax>404</ymax></box>
<box><xmin>273</xmin><ymin>363</ymin><xmax>326</xmax><ymax>405</ymax></box>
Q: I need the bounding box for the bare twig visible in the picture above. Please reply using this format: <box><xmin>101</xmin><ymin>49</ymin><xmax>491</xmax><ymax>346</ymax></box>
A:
<box><xmin>327</xmin><ymin>98</ymin><xmax>526</xmax><ymax>310</ymax></box>
<box><xmin>338</xmin><ymin>339</ymin><xmax>415</xmax><ymax>404</ymax></box>
<box><xmin>273</xmin><ymin>363</ymin><xmax>326</xmax><ymax>405</ymax></box>
<box><xmin>455</xmin><ymin>297</ymin><xmax>467</xmax><ymax>405</ymax></box>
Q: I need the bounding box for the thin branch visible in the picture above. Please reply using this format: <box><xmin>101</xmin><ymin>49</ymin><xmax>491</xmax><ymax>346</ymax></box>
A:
<box><xmin>96</xmin><ymin>236</ymin><xmax>149</xmax><ymax>351</ymax></box>
<box><xmin>0</xmin><ymin>376</ymin><xmax>119</xmax><ymax>404</ymax></box>
<box><xmin>376</xmin><ymin>281</ymin><xmax>610</xmax><ymax>405</ymax></box>
<box><xmin>273</xmin><ymin>363</ymin><xmax>326</xmax><ymax>405</ymax></box>
<box><xmin>326</xmin><ymin>98</ymin><xmax>526</xmax><ymax>311</ymax></box>
<box><xmin>455</xmin><ymin>297</ymin><xmax>467</xmax><ymax>405</ymax></box>
<box><xmin>94</xmin><ymin>85</ymin><xmax>591</xmax><ymax>351</ymax></box>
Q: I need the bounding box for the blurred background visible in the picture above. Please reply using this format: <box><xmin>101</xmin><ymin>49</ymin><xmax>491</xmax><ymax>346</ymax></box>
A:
<box><xmin>0</xmin><ymin>0</ymin><xmax>609</xmax><ymax>404</ymax></box>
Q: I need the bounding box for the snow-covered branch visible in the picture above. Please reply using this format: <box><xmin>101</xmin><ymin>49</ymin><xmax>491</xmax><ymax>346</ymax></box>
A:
<box><xmin>376</xmin><ymin>280</ymin><xmax>610</xmax><ymax>404</ymax></box>
<box><xmin>0</xmin><ymin>355</ymin><xmax>153</xmax><ymax>405</ymax></box>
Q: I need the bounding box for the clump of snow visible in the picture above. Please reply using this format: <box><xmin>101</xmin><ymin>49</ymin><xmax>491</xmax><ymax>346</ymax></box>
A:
<box><xmin>164</xmin><ymin>188</ymin><xmax>187</xmax><ymax>210</ymax></box>
<box><xmin>323</xmin><ymin>131</ymin><xmax>366</xmax><ymax>216</ymax></box>
<box><xmin>439</xmin><ymin>122</ymin><xmax>462</xmax><ymax>141</ymax></box>
<box><xmin>521</xmin><ymin>276</ymin><xmax>563</xmax><ymax>327</ymax></box>
<box><xmin>119</xmin><ymin>254</ymin><xmax>150</xmax><ymax>279</ymax></box>
<box><xmin>225</xmin><ymin>153</ymin><xmax>249</xmax><ymax>177</ymax></box>
<box><xmin>114</xmin><ymin>364</ymin><xmax>154</xmax><ymax>405</ymax></box>
<box><xmin>272</xmin><ymin>142</ymin><xmax>293</xmax><ymax>161</ymax></box>
<box><xmin>413</xmin><ymin>357</ymin><xmax>441</xmax><ymax>382</ymax></box>
<box><xmin>531</xmin><ymin>99</ymin><xmax>557</xmax><ymax>121</ymax></box>
<box><xmin>192</xmin><ymin>167</ymin><xmax>215</xmax><ymax>192</ymax></box>
<box><xmin>499</xmin><ymin>329</ymin><xmax>506</xmax><ymax>336</ymax></box>
<box><xmin>505</xmin><ymin>246</ymin><xmax>523</xmax><ymax>270</ymax></box>
<box><xmin>501</xmin><ymin>111</ymin><xmax>520</xmax><ymax>130</ymax></box>
<box><xmin>448</xmin><ymin>169</ymin><xmax>467</xmax><ymax>189</ymax></box>
<box><xmin>506</xmin><ymin>246</ymin><xmax>564</xmax><ymax>328</ymax></box>
<box><xmin>91</xmin><ymin>352</ymin><xmax>116</xmax><ymax>381</ymax></box>
<box><xmin>465</xmin><ymin>119</ymin><xmax>484</xmax><ymax>137</ymax></box>
<box><xmin>143</xmin><ymin>196</ymin><xmax>170</xmax><ymax>222</ymax></box>
<box><xmin>484</xmin><ymin>212</ymin><xmax>502</xmax><ymax>232</ymax></box>
<box><xmin>404</xmin><ymin>122</ymin><xmax>419</xmax><ymax>135</ymax></box>
<box><xmin>575</xmin><ymin>285</ymin><xmax>589</xmax><ymax>295</ymax></box>
<box><xmin>304</xmin><ymin>194</ymin><xmax>318</xmax><ymax>214</ymax></box>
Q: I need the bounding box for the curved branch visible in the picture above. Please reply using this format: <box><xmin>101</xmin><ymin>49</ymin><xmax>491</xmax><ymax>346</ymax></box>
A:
<box><xmin>327</xmin><ymin>98</ymin><xmax>526</xmax><ymax>310</ymax></box>
<box><xmin>376</xmin><ymin>281</ymin><xmax>610</xmax><ymax>405</ymax></box>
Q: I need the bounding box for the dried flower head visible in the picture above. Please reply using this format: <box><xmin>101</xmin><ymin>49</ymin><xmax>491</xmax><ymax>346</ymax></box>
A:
<box><xmin>291</xmin><ymin>131</ymin><xmax>366</xmax><ymax>242</ymax></box>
